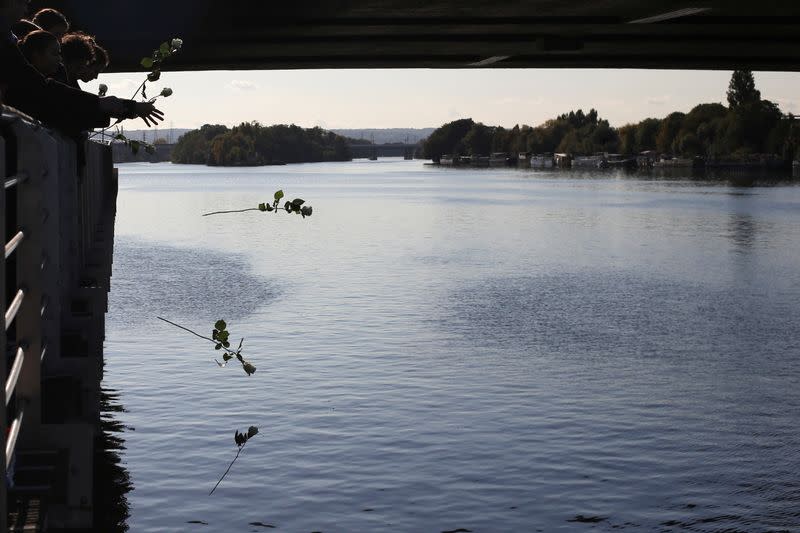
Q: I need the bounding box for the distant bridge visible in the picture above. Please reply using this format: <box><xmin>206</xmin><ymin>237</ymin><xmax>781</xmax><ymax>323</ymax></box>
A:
<box><xmin>349</xmin><ymin>143</ymin><xmax>420</xmax><ymax>159</ymax></box>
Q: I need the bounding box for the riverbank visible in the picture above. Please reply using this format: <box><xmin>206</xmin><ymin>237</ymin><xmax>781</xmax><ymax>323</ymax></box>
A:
<box><xmin>433</xmin><ymin>151</ymin><xmax>798</xmax><ymax>177</ymax></box>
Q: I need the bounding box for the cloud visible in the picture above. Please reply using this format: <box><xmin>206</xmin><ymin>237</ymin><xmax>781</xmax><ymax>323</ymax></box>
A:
<box><xmin>647</xmin><ymin>95</ymin><xmax>671</xmax><ymax>105</ymax></box>
<box><xmin>226</xmin><ymin>80</ymin><xmax>259</xmax><ymax>91</ymax></box>
<box><xmin>106</xmin><ymin>78</ymin><xmax>138</xmax><ymax>94</ymax></box>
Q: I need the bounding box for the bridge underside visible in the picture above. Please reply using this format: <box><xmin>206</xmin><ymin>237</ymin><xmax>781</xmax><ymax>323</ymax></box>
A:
<box><xmin>31</xmin><ymin>0</ymin><xmax>800</xmax><ymax>73</ymax></box>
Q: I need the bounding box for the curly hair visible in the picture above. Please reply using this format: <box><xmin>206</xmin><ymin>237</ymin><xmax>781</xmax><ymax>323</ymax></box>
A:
<box><xmin>93</xmin><ymin>43</ymin><xmax>109</xmax><ymax>69</ymax></box>
<box><xmin>60</xmin><ymin>31</ymin><xmax>96</xmax><ymax>66</ymax></box>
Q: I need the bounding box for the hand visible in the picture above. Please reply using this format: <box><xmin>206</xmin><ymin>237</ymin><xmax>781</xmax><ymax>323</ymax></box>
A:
<box><xmin>134</xmin><ymin>101</ymin><xmax>165</xmax><ymax>127</ymax></box>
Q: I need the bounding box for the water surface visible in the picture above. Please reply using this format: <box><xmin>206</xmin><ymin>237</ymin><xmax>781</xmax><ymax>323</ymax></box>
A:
<box><xmin>105</xmin><ymin>160</ymin><xmax>800</xmax><ymax>532</ymax></box>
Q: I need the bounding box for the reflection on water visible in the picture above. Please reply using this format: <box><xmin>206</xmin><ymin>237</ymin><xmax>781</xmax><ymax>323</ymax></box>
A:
<box><xmin>647</xmin><ymin>166</ymin><xmax>797</xmax><ymax>186</ymax></box>
<box><xmin>93</xmin><ymin>387</ymin><xmax>132</xmax><ymax>532</ymax></box>
<box><xmin>728</xmin><ymin>213</ymin><xmax>757</xmax><ymax>251</ymax></box>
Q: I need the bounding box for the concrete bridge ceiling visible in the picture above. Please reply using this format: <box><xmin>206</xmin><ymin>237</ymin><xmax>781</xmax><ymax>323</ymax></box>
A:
<box><xmin>31</xmin><ymin>0</ymin><xmax>800</xmax><ymax>72</ymax></box>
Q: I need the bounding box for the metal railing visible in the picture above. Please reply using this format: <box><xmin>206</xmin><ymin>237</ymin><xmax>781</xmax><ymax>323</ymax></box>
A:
<box><xmin>1</xmin><ymin>107</ymin><xmax>118</xmax><ymax>529</ymax></box>
<box><xmin>5</xmin><ymin>346</ymin><xmax>25</xmax><ymax>404</ymax></box>
<box><xmin>1</xmin><ymin>131</ymin><xmax>5</xmax><ymax>533</ymax></box>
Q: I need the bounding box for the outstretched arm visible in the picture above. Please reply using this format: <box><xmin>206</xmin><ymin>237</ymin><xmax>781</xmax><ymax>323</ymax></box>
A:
<box><xmin>98</xmin><ymin>97</ymin><xmax>165</xmax><ymax>127</ymax></box>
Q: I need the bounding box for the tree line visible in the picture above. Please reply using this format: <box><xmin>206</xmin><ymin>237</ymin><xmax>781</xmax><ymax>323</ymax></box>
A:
<box><xmin>171</xmin><ymin>122</ymin><xmax>352</xmax><ymax>166</ymax></box>
<box><xmin>423</xmin><ymin>71</ymin><xmax>800</xmax><ymax>162</ymax></box>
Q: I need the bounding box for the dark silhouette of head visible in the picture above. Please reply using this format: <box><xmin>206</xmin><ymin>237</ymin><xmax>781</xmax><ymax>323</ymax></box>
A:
<box><xmin>60</xmin><ymin>31</ymin><xmax>95</xmax><ymax>83</ymax></box>
<box><xmin>11</xmin><ymin>18</ymin><xmax>39</xmax><ymax>38</ymax></box>
<box><xmin>20</xmin><ymin>29</ymin><xmax>61</xmax><ymax>76</ymax></box>
<box><xmin>31</xmin><ymin>7</ymin><xmax>68</xmax><ymax>38</ymax></box>
<box><xmin>84</xmin><ymin>42</ymin><xmax>109</xmax><ymax>81</ymax></box>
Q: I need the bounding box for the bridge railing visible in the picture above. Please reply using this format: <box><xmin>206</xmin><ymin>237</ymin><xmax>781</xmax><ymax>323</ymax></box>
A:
<box><xmin>1</xmin><ymin>107</ymin><xmax>117</xmax><ymax>529</ymax></box>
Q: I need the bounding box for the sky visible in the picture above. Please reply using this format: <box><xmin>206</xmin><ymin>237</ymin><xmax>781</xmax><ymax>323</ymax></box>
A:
<box><xmin>81</xmin><ymin>69</ymin><xmax>800</xmax><ymax>131</ymax></box>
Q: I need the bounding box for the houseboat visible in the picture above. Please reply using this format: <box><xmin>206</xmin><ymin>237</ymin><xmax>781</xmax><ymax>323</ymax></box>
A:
<box><xmin>530</xmin><ymin>153</ymin><xmax>554</xmax><ymax>169</ymax></box>
<box><xmin>554</xmin><ymin>153</ymin><xmax>571</xmax><ymax>168</ymax></box>
<box><xmin>489</xmin><ymin>152</ymin><xmax>510</xmax><ymax>167</ymax></box>
<box><xmin>637</xmin><ymin>150</ymin><xmax>657</xmax><ymax>169</ymax></box>
<box><xmin>606</xmin><ymin>153</ymin><xmax>637</xmax><ymax>170</ymax></box>
<box><xmin>571</xmin><ymin>154</ymin><xmax>606</xmax><ymax>169</ymax></box>
<box><xmin>472</xmin><ymin>155</ymin><xmax>490</xmax><ymax>167</ymax></box>
<box><xmin>653</xmin><ymin>156</ymin><xmax>697</xmax><ymax>168</ymax></box>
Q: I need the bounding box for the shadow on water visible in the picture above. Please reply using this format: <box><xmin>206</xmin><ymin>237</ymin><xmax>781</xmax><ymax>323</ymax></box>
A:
<box><xmin>441</xmin><ymin>271</ymin><xmax>797</xmax><ymax>362</ymax></box>
<box><xmin>646</xmin><ymin>166</ymin><xmax>799</xmax><ymax>187</ymax></box>
<box><xmin>109</xmin><ymin>239</ymin><xmax>280</xmax><ymax>330</ymax></box>
<box><xmin>728</xmin><ymin>212</ymin><xmax>757</xmax><ymax>251</ymax></box>
<box><xmin>97</xmin><ymin>240</ymin><xmax>280</xmax><ymax>531</ymax></box>
<box><xmin>92</xmin><ymin>386</ymin><xmax>132</xmax><ymax>532</ymax></box>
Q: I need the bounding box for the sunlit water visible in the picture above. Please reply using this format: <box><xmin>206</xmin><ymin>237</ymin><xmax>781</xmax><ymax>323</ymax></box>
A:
<box><xmin>104</xmin><ymin>160</ymin><xmax>800</xmax><ymax>532</ymax></box>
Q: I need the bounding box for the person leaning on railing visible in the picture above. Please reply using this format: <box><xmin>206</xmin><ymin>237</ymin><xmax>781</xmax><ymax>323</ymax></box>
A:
<box><xmin>0</xmin><ymin>0</ymin><xmax>164</xmax><ymax>131</ymax></box>
<box><xmin>85</xmin><ymin>42</ymin><xmax>109</xmax><ymax>82</ymax></box>
<box><xmin>31</xmin><ymin>6</ymin><xmax>68</xmax><ymax>39</ymax></box>
<box><xmin>59</xmin><ymin>31</ymin><xmax>96</xmax><ymax>88</ymax></box>
<box><xmin>9</xmin><ymin>17</ymin><xmax>36</xmax><ymax>38</ymax></box>
<box><xmin>19</xmin><ymin>29</ymin><xmax>60</xmax><ymax>78</ymax></box>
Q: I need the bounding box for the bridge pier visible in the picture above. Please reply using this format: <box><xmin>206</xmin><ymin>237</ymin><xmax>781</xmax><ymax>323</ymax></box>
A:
<box><xmin>2</xmin><ymin>109</ymin><xmax>117</xmax><ymax>530</ymax></box>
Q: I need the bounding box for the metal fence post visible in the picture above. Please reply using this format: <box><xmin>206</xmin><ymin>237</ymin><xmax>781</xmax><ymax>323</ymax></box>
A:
<box><xmin>1</xmin><ymin>129</ymin><xmax>8</xmax><ymax>533</ymax></box>
<box><xmin>12</xmin><ymin>120</ymin><xmax>54</xmax><ymax>431</ymax></box>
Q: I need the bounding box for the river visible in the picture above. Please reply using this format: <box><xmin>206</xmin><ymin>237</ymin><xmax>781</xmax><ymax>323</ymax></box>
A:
<box><xmin>104</xmin><ymin>159</ymin><xmax>800</xmax><ymax>532</ymax></box>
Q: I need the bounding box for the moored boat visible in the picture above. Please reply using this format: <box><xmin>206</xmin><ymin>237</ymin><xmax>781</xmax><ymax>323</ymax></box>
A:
<box><xmin>530</xmin><ymin>153</ymin><xmax>554</xmax><ymax>169</ymax></box>
<box><xmin>606</xmin><ymin>154</ymin><xmax>637</xmax><ymax>170</ymax></box>
<box><xmin>571</xmin><ymin>154</ymin><xmax>606</xmax><ymax>169</ymax></box>
<box><xmin>489</xmin><ymin>152</ymin><xmax>510</xmax><ymax>167</ymax></box>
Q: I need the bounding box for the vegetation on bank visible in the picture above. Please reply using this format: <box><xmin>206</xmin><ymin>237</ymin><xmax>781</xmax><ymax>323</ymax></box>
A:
<box><xmin>171</xmin><ymin>122</ymin><xmax>352</xmax><ymax>166</ymax></box>
<box><xmin>423</xmin><ymin>71</ymin><xmax>800</xmax><ymax>162</ymax></box>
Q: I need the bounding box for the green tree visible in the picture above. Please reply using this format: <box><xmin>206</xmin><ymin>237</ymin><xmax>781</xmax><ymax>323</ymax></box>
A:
<box><xmin>556</xmin><ymin>130</ymin><xmax>584</xmax><ymax>154</ymax></box>
<box><xmin>172</xmin><ymin>122</ymin><xmax>351</xmax><ymax>166</ymax></box>
<box><xmin>675</xmin><ymin>103</ymin><xmax>728</xmax><ymax>156</ymax></box>
<box><xmin>209</xmin><ymin>130</ymin><xmax>255</xmax><ymax>166</ymax></box>
<box><xmin>590</xmin><ymin>120</ymin><xmax>619</xmax><ymax>153</ymax></box>
<box><xmin>463</xmin><ymin>123</ymin><xmax>493</xmax><ymax>155</ymax></box>
<box><xmin>655</xmin><ymin>112</ymin><xmax>686</xmax><ymax>154</ymax></box>
<box><xmin>727</xmin><ymin>70</ymin><xmax>761</xmax><ymax>109</ymax></box>
<box><xmin>171</xmin><ymin>124</ymin><xmax>229</xmax><ymax>164</ymax></box>
<box><xmin>490</xmin><ymin>126</ymin><xmax>510</xmax><ymax>153</ymax></box>
<box><xmin>634</xmin><ymin>118</ymin><xmax>661</xmax><ymax>152</ymax></box>
<box><xmin>618</xmin><ymin>124</ymin><xmax>638</xmax><ymax>154</ymax></box>
<box><xmin>676</xmin><ymin>132</ymin><xmax>703</xmax><ymax>157</ymax></box>
<box><xmin>422</xmin><ymin>118</ymin><xmax>475</xmax><ymax>160</ymax></box>
<box><xmin>682</xmin><ymin>103</ymin><xmax>728</xmax><ymax>135</ymax></box>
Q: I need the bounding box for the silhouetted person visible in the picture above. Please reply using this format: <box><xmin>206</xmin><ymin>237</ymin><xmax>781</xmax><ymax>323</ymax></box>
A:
<box><xmin>81</xmin><ymin>40</ymin><xmax>108</xmax><ymax>82</ymax></box>
<box><xmin>31</xmin><ymin>7</ymin><xmax>68</xmax><ymax>39</ymax></box>
<box><xmin>10</xmin><ymin>17</ymin><xmax>37</xmax><ymax>38</ymax></box>
<box><xmin>19</xmin><ymin>29</ymin><xmax>60</xmax><ymax>77</ymax></box>
<box><xmin>60</xmin><ymin>31</ymin><xmax>94</xmax><ymax>87</ymax></box>
<box><xmin>0</xmin><ymin>0</ymin><xmax>164</xmax><ymax>131</ymax></box>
